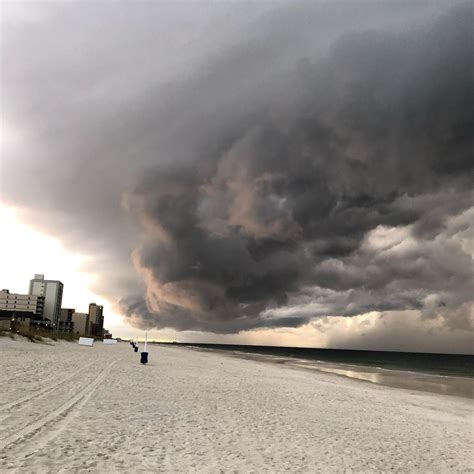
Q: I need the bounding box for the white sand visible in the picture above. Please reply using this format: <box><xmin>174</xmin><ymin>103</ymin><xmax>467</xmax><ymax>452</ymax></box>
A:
<box><xmin>0</xmin><ymin>338</ymin><xmax>472</xmax><ymax>473</ymax></box>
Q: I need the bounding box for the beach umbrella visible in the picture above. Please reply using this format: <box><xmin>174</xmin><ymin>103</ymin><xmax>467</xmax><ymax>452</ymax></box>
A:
<box><xmin>140</xmin><ymin>332</ymin><xmax>148</xmax><ymax>364</ymax></box>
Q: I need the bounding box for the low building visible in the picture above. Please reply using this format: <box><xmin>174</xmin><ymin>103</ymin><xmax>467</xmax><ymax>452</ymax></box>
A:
<box><xmin>59</xmin><ymin>308</ymin><xmax>75</xmax><ymax>333</ymax></box>
<box><xmin>72</xmin><ymin>312</ymin><xmax>89</xmax><ymax>335</ymax></box>
<box><xmin>0</xmin><ymin>289</ymin><xmax>46</xmax><ymax>330</ymax></box>
<box><xmin>58</xmin><ymin>320</ymin><xmax>74</xmax><ymax>332</ymax></box>
<box><xmin>0</xmin><ymin>315</ymin><xmax>12</xmax><ymax>331</ymax></box>
<box><xmin>11</xmin><ymin>315</ymin><xmax>32</xmax><ymax>331</ymax></box>
<box><xmin>0</xmin><ymin>289</ymin><xmax>45</xmax><ymax>319</ymax></box>
<box><xmin>30</xmin><ymin>317</ymin><xmax>51</xmax><ymax>329</ymax></box>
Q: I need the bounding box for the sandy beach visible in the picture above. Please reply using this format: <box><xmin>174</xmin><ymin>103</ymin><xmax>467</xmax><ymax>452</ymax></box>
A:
<box><xmin>0</xmin><ymin>338</ymin><xmax>472</xmax><ymax>473</ymax></box>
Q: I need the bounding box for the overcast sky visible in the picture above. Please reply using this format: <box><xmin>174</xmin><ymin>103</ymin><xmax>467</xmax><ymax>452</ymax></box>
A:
<box><xmin>1</xmin><ymin>0</ymin><xmax>472</xmax><ymax>353</ymax></box>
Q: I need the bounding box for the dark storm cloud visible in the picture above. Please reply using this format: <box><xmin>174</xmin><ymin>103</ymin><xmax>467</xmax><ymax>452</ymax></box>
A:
<box><xmin>1</xmin><ymin>1</ymin><xmax>472</xmax><ymax>337</ymax></box>
<box><xmin>121</xmin><ymin>3</ymin><xmax>472</xmax><ymax>332</ymax></box>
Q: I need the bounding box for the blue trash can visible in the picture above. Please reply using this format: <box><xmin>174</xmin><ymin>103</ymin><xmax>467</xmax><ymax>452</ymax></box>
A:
<box><xmin>140</xmin><ymin>352</ymin><xmax>148</xmax><ymax>364</ymax></box>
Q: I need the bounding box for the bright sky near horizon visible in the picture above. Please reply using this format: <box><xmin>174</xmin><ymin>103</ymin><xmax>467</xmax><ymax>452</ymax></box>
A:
<box><xmin>0</xmin><ymin>204</ymin><xmax>127</xmax><ymax>337</ymax></box>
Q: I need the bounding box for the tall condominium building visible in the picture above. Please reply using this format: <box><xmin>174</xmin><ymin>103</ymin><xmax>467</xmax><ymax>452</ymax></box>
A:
<box><xmin>88</xmin><ymin>303</ymin><xmax>104</xmax><ymax>337</ymax></box>
<box><xmin>29</xmin><ymin>274</ymin><xmax>64</xmax><ymax>329</ymax></box>
<box><xmin>0</xmin><ymin>289</ymin><xmax>45</xmax><ymax>320</ymax></box>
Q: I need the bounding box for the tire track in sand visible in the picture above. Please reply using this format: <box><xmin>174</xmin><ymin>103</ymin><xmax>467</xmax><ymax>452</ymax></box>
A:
<box><xmin>0</xmin><ymin>360</ymin><xmax>96</xmax><ymax>413</ymax></box>
<box><xmin>0</xmin><ymin>359</ymin><xmax>117</xmax><ymax>451</ymax></box>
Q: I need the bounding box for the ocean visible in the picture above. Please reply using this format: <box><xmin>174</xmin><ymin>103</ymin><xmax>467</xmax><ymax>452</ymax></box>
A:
<box><xmin>176</xmin><ymin>343</ymin><xmax>473</xmax><ymax>377</ymax></box>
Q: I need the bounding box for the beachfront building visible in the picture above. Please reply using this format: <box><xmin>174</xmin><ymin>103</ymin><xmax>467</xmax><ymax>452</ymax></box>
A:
<box><xmin>12</xmin><ymin>315</ymin><xmax>32</xmax><ymax>330</ymax></box>
<box><xmin>0</xmin><ymin>289</ymin><xmax>47</xmax><ymax>330</ymax></box>
<box><xmin>72</xmin><ymin>311</ymin><xmax>89</xmax><ymax>335</ymax></box>
<box><xmin>0</xmin><ymin>290</ymin><xmax>45</xmax><ymax>319</ymax></box>
<box><xmin>0</xmin><ymin>314</ymin><xmax>12</xmax><ymax>331</ymax></box>
<box><xmin>59</xmin><ymin>308</ymin><xmax>75</xmax><ymax>333</ymax></box>
<box><xmin>29</xmin><ymin>274</ymin><xmax>63</xmax><ymax>330</ymax></box>
<box><xmin>88</xmin><ymin>303</ymin><xmax>104</xmax><ymax>337</ymax></box>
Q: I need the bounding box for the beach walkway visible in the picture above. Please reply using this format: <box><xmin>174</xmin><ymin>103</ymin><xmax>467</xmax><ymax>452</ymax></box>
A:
<box><xmin>0</xmin><ymin>339</ymin><xmax>472</xmax><ymax>472</ymax></box>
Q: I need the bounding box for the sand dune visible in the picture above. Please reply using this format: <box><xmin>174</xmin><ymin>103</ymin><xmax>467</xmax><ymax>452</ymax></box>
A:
<box><xmin>0</xmin><ymin>338</ymin><xmax>472</xmax><ymax>472</ymax></box>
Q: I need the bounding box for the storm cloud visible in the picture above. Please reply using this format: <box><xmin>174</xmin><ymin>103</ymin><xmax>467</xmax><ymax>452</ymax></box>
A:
<box><xmin>1</xmin><ymin>1</ymin><xmax>472</xmax><ymax>344</ymax></box>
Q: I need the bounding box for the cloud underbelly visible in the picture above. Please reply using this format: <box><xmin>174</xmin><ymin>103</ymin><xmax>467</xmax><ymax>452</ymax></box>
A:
<box><xmin>121</xmin><ymin>3</ymin><xmax>472</xmax><ymax>332</ymax></box>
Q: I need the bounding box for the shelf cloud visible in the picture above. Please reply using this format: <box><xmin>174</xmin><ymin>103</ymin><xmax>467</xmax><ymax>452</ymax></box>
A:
<box><xmin>1</xmin><ymin>1</ymin><xmax>472</xmax><ymax>344</ymax></box>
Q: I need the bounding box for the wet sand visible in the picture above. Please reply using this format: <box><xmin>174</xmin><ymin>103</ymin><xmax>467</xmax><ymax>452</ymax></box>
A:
<box><xmin>188</xmin><ymin>347</ymin><xmax>474</xmax><ymax>399</ymax></box>
<box><xmin>300</xmin><ymin>363</ymin><xmax>474</xmax><ymax>399</ymax></box>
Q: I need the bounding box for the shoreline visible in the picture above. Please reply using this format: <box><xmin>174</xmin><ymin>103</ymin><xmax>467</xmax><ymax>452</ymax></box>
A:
<box><xmin>181</xmin><ymin>345</ymin><xmax>474</xmax><ymax>399</ymax></box>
